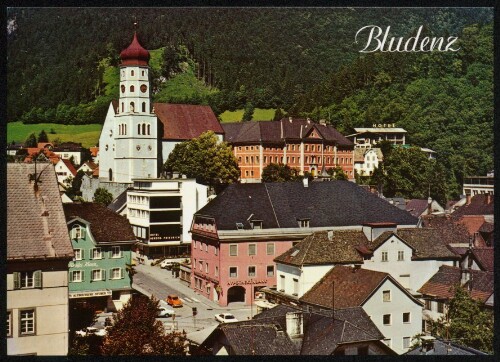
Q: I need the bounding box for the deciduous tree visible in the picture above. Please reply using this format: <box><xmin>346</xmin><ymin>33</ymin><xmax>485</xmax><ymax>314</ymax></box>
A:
<box><xmin>261</xmin><ymin>163</ymin><xmax>299</xmax><ymax>182</ymax></box>
<box><xmin>93</xmin><ymin>187</ymin><xmax>114</xmax><ymax>206</ymax></box>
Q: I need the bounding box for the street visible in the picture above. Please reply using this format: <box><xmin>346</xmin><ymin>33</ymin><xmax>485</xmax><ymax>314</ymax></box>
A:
<box><xmin>132</xmin><ymin>262</ymin><xmax>255</xmax><ymax>334</ymax></box>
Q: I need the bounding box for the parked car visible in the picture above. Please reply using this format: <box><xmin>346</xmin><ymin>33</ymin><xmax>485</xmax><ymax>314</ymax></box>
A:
<box><xmin>75</xmin><ymin>326</ymin><xmax>107</xmax><ymax>337</ymax></box>
<box><xmin>160</xmin><ymin>260</ymin><xmax>174</xmax><ymax>269</ymax></box>
<box><xmin>214</xmin><ymin>313</ymin><xmax>238</xmax><ymax>323</ymax></box>
<box><xmin>157</xmin><ymin>306</ymin><xmax>176</xmax><ymax>318</ymax></box>
<box><xmin>166</xmin><ymin>294</ymin><xmax>183</xmax><ymax>307</ymax></box>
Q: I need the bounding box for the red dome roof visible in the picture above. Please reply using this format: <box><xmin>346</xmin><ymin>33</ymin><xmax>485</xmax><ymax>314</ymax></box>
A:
<box><xmin>120</xmin><ymin>32</ymin><xmax>150</xmax><ymax>66</ymax></box>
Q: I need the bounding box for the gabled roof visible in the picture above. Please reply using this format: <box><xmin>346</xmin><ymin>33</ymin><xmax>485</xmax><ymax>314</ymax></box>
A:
<box><xmin>89</xmin><ymin>146</ymin><xmax>99</xmax><ymax>157</ymax></box>
<box><xmin>417</xmin><ymin>265</ymin><xmax>493</xmax><ymax>304</ymax></box>
<box><xmin>196</xmin><ymin>181</ymin><xmax>418</xmax><ymax>231</ymax></box>
<box><xmin>406</xmin><ymin>199</ymin><xmax>430</xmax><ymax>217</ymax></box>
<box><xmin>470</xmin><ymin>248</ymin><xmax>494</xmax><ymax>272</ymax></box>
<box><xmin>63</xmin><ymin>203</ymin><xmax>136</xmax><ymax>243</ymax></box>
<box><xmin>7</xmin><ymin>163</ymin><xmax>74</xmax><ymax>260</ymax></box>
<box><xmin>107</xmin><ymin>189</ymin><xmax>129</xmax><ymax>214</ymax></box>
<box><xmin>61</xmin><ymin>159</ymin><xmax>77</xmax><ymax>176</ymax></box>
<box><xmin>457</xmin><ymin>215</ymin><xmax>488</xmax><ymax>236</ymax></box>
<box><xmin>452</xmin><ymin>194</ymin><xmax>493</xmax><ymax>217</ymax></box>
<box><xmin>300</xmin><ymin>265</ymin><xmax>421</xmax><ymax>309</ymax></box>
<box><xmin>420</xmin><ymin>214</ymin><xmax>471</xmax><ymax>244</ymax></box>
<box><xmin>154</xmin><ymin>103</ymin><xmax>224</xmax><ymax>140</ymax></box>
<box><xmin>372</xmin><ymin>229</ymin><xmax>460</xmax><ymax>260</ymax></box>
<box><xmin>274</xmin><ymin>230</ymin><xmax>366</xmax><ymax>266</ymax></box>
<box><xmin>405</xmin><ymin>338</ymin><xmax>488</xmax><ymax>355</ymax></box>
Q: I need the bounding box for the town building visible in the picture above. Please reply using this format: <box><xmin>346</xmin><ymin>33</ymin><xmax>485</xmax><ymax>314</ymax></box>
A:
<box><xmin>199</xmin><ymin>304</ymin><xmax>396</xmax><ymax>356</ymax></box>
<box><xmin>97</xmin><ymin>32</ymin><xmax>223</xmax><ymax>198</ymax></box>
<box><xmin>108</xmin><ymin>177</ymin><xmax>208</xmax><ymax>260</ymax></box>
<box><xmin>462</xmin><ymin>173</ymin><xmax>494</xmax><ymax>196</ymax></box>
<box><xmin>270</xmin><ymin>226</ymin><xmax>460</xmax><ymax>306</ymax></box>
<box><xmin>63</xmin><ymin>203</ymin><xmax>137</xmax><ymax>312</ymax></box>
<box><xmin>299</xmin><ymin>265</ymin><xmax>423</xmax><ymax>355</ymax></box>
<box><xmin>190</xmin><ymin>180</ymin><xmax>417</xmax><ymax>306</ymax></box>
<box><xmin>353</xmin><ymin>147</ymin><xmax>383</xmax><ymax>177</ymax></box>
<box><xmin>406</xmin><ymin>198</ymin><xmax>445</xmax><ymax>219</ymax></box>
<box><xmin>222</xmin><ymin>118</ymin><xmax>355</xmax><ymax>182</ymax></box>
<box><xmin>347</xmin><ymin>125</ymin><xmax>407</xmax><ymax>146</ymax></box>
<box><xmin>77</xmin><ymin>160</ymin><xmax>98</xmax><ymax>175</ymax></box>
<box><xmin>405</xmin><ymin>336</ymin><xmax>488</xmax><ymax>356</ymax></box>
<box><xmin>418</xmin><ymin>265</ymin><xmax>493</xmax><ymax>332</ymax></box>
<box><xmin>55</xmin><ymin>158</ymin><xmax>77</xmax><ymax>186</ymax></box>
<box><xmin>52</xmin><ymin>141</ymin><xmax>84</xmax><ymax>165</ymax></box>
<box><xmin>7</xmin><ymin>163</ymin><xmax>74</xmax><ymax>355</ymax></box>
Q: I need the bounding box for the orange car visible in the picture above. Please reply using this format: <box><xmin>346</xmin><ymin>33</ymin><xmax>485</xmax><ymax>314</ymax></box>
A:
<box><xmin>166</xmin><ymin>294</ymin><xmax>183</xmax><ymax>307</ymax></box>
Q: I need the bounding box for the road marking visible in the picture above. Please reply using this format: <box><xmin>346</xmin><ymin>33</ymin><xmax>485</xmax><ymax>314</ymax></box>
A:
<box><xmin>182</xmin><ymin>297</ymin><xmax>192</xmax><ymax>302</ymax></box>
<box><xmin>191</xmin><ymin>297</ymin><xmax>200</xmax><ymax>302</ymax></box>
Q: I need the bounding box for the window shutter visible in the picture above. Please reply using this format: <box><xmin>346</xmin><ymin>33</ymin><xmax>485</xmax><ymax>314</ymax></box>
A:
<box><xmin>13</xmin><ymin>272</ymin><xmax>20</xmax><ymax>289</ymax></box>
<box><xmin>70</xmin><ymin>228</ymin><xmax>75</xmax><ymax>239</ymax></box>
<box><xmin>81</xmin><ymin>271</ymin><xmax>85</xmax><ymax>282</ymax></box>
<box><xmin>109</xmin><ymin>249</ymin><xmax>113</xmax><ymax>258</ymax></box>
<box><xmin>102</xmin><ymin>269</ymin><xmax>106</xmax><ymax>280</ymax></box>
<box><xmin>120</xmin><ymin>268</ymin><xmax>124</xmax><ymax>279</ymax></box>
<box><xmin>34</xmin><ymin>270</ymin><xmax>42</xmax><ymax>288</ymax></box>
<box><xmin>81</xmin><ymin>228</ymin><xmax>86</xmax><ymax>239</ymax></box>
<box><xmin>90</xmin><ymin>249</ymin><xmax>94</xmax><ymax>260</ymax></box>
<box><xmin>69</xmin><ymin>271</ymin><xmax>73</xmax><ymax>282</ymax></box>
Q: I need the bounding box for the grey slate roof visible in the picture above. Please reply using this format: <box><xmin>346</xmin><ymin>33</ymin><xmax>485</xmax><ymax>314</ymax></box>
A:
<box><xmin>107</xmin><ymin>188</ymin><xmax>128</xmax><ymax>213</ymax></box>
<box><xmin>274</xmin><ymin>230</ymin><xmax>366</xmax><ymax>266</ymax></box>
<box><xmin>196</xmin><ymin>181</ymin><xmax>418</xmax><ymax>230</ymax></box>
<box><xmin>63</xmin><ymin>203</ymin><xmax>136</xmax><ymax>243</ymax></box>
<box><xmin>7</xmin><ymin>163</ymin><xmax>74</xmax><ymax>260</ymax></box>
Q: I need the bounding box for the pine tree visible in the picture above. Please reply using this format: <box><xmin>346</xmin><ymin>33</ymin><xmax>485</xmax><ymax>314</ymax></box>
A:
<box><xmin>38</xmin><ymin>129</ymin><xmax>49</xmax><ymax>143</ymax></box>
<box><xmin>24</xmin><ymin>133</ymin><xmax>37</xmax><ymax>148</ymax></box>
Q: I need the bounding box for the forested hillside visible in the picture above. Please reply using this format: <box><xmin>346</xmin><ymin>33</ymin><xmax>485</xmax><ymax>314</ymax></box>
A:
<box><xmin>7</xmin><ymin>7</ymin><xmax>493</xmax><ymax>200</ymax></box>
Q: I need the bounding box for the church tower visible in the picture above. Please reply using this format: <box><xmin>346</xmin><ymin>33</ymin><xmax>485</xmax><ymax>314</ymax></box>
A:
<box><xmin>100</xmin><ymin>32</ymin><xmax>159</xmax><ymax>184</ymax></box>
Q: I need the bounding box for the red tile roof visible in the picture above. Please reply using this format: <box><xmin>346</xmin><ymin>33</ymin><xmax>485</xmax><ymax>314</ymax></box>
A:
<box><xmin>90</xmin><ymin>146</ymin><xmax>99</xmax><ymax>157</ymax></box>
<box><xmin>405</xmin><ymin>199</ymin><xmax>429</xmax><ymax>217</ymax></box>
<box><xmin>471</xmin><ymin>248</ymin><xmax>494</xmax><ymax>272</ymax></box>
<box><xmin>62</xmin><ymin>159</ymin><xmax>77</xmax><ymax>176</ymax></box>
<box><xmin>154</xmin><ymin>103</ymin><xmax>224</xmax><ymax>140</ymax></box>
<box><xmin>452</xmin><ymin>194</ymin><xmax>493</xmax><ymax>217</ymax></box>
<box><xmin>457</xmin><ymin>215</ymin><xmax>487</xmax><ymax>235</ymax></box>
<box><xmin>418</xmin><ymin>265</ymin><xmax>493</xmax><ymax>303</ymax></box>
<box><xmin>300</xmin><ymin>265</ymin><xmax>389</xmax><ymax>309</ymax></box>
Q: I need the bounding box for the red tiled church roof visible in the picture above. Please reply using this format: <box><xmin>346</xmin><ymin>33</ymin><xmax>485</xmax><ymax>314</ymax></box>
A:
<box><xmin>120</xmin><ymin>32</ymin><xmax>150</xmax><ymax>66</ymax></box>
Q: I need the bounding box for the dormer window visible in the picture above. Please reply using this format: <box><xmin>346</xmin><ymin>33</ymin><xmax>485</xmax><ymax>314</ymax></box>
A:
<box><xmin>298</xmin><ymin>219</ymin><xmax>310</xmax><ymax>228</ymax></box>
<box><xmin>251</xmin><ymin>220</ymin><xmax>262</xmax><ymax>229</ymax></box>
<box><xmin>236</xmin><ymin>222</ymin><xmax>244</xmax><ymax>230</ymax></box>
<box><xmin>72</xmin><ymin>225</ymin><xmax>85</xmax><ymax>240</ymax></box>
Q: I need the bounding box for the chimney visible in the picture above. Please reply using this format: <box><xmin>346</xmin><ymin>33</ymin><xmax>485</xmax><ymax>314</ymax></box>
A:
<box><xmin>485</xmin><ymin>193</ymin><xmax>491</xmax><ymax>204</ymax></box>
<box><xmin>306</xmin><ymin>118</ymin><xmax>311</xmax><ymax>124</ymax></box>
<box><xmin>420</xmin><ymin>336</ymin><xmax>436</xmax><ymax>354</ymax></box>
<box><xmin>466</xmin><ymin>194</ymin><xmax>471</xmax><ymax>205</ymax></box>
<box><xmin>427</xmin><ymin>197</ymin><xmax>433</xmax><ymax>214</ymax></box>
<box><xmin>302</xmin><ymin>177</ymin><xmax>309</xmax><ymax>188</ymax></box>
<box><xmin>289</xmin><ymin>117</ymin><xmax>293</xmax><ymax>123</ymax></box>
<box><xmin>285</xmin><ymin>312</ymin><xmax>303</xmax><ymax>338</ymax></box>
<box><xmin>461</xmin><ymin>268</ymin><xmax>471</xmax><ymax>286</ymax></box>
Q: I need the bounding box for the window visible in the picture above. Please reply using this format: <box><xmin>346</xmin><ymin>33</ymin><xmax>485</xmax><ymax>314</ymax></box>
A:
<box><xmin>383</xmin><ymin>314</ymin><xmax>391</xmax><ymax>325</ymax></box>
<box><xmin>205</xmin><ymin>243</ymin><xmax>208</xmax><ymax>252</ymax></box>
<box><xmin>437</xmin><ymin>301</ymin><xmax>445</xmax><ymax>314</ymax></box>
<box><xmin>293</xmin><ymin>278</ymin><xmax>299</xmax><ymax>295</ymax></box>
<box><xmin>214</xmin><ymin>247</ymin><xmax>218</xmax><ymax>256</ymax></box>
<box><xmin>138</xmin><ymin>124</ymin><xmax>141</xmax><ymax>135</ymax></box>
<box><xmin>92</xmin><ymin>269</ymin><xmax>104</xmax><ymax>281</ymax></box>
<box><xmin>14</xmin><ymin>271</ymin><xmax>42</xmax><ymax>289</ymax></box>
<box><xmin>266</xmin><ymin>243</ymin><xmax>275</xmax><ymax>255</ymax></box>
<box><xmin>403</xmin><ymin>337</ymin><xmax>411</xmax><ymax>349</ymax></box>
<box><xmin>131</xmin><ymin>70</ymin><xmax>134</xmax><ymax>76</ymax></box>
<box><xmin>403</xmin><ymin>312</ymin><xmax>411</xmax><ymax>323</ymax></box>
<box><xmin>74</xmin><ymin>249</ymin><xmax>83</xmax><ymax>260</ymax></box>
<box><xmin>248</xmin><ymin>266</ymin><xmax>256</xmax><ymax>277</ymax></box>
<box><xmin>20</xmin><ymin>310</ymin><xmax>35</xmax><ymax>335</ymax></box>
<box><xmin>92</xmin><ymin>248</ymin><xmax>102</xmax><ymax>259</ymax></box>
<box><xmin>229</xmin><ymin>244</ymin><xmax>238</xmax><ymax>256</ymax></box>
<box><xmin>72</xmin><ymin>225</ymin><xmax>85</xmax><ymax>239</ymax></box>
<box><xmin>267</xmin><ymin>265</ymin><xmax>274</xmax><ymax>277</ymax></box>
<box><xmin>215</xmin><ymin>266</ymin><xmax>219</xmax><ymax>277</ymax></box>
<box><xmin>199</xmin><ymin>261</ymin><xmax>203</xmax><ymax>270</ymax></box>
<box><xmin>142</xmin><ymin>102</ymin><xmax>146</xmax><ymax>113</ymax></box>
<box><xmin>205</xmin><ymin>263</ymin><xmax>209</xmax><ymax>273</ymax></box>
<box><xmin>111</xmin><ymin>268</ymin><xmax>122</xmax><ymax>279</ymax></box>
<box><xmin>70</xmin><ymin>270</ymin><xmax>83</xmax><ymax>282</ymax></box>
<box><xmin>251</xmin><ymin>220</ymin><xmax>262</xmax><ymax>229</ymax></box>
<box><xmin>425</xmin><ymin>300</ymin><xmax>432</xmax><ymax>311</ymax></box>
<box><xmin>248</xmin><ymin>244</ymin><xmax>256</xmax><ymax>256</ymax></box>
<box><xmin>382</xmin><ymin>290</ymin><xmax>391</xmax><ymax>302</ymax></box>
<box><xmin>398</xmin><ymin>250</ymin><xmax>404</xmax><ymax>261</ymax></box>
<box><xmin>279</xmin><ymin>275</ymin><xmax>285</xmax><ymax>291</ymax></box>
<box><xmin>381</xmin><ymin>251</ymin><xmax>388</xmax><ymax>262</ymax></box>
<box><xmin>298</xmin><ymin>219</ymin><xmax>310</xmax><ymax>228</ymax></box>
<box><xmin>7</xmin><ymin>311</ymin><xmax>12</xmax><ymax>337</ymax></box>
<box><xmin>206</xmin><ymin>284</ymin><xmax>211</xmax><ymax>295</ymax></box>
<box><xmin>130</xmin><ymin>85</ymin><xmax>135</xmax><ymax>92</ymax></box>
<box><xmin>111</xmin><ymin>246</ymin><xmax>122</xmax><ymax>258</ymax></box>
<box><xmin>229</xmin><ymin>267</ymin><xmax>237</xmax><ymax>278</ymax></box>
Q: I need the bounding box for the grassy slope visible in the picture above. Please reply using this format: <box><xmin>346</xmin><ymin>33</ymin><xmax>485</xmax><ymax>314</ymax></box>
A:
<box><xmin>219</xmin><ymin>108</ymin><xmax>276</xmax><ymax>123</ymax></box>
<box><xmin>7</xmin><ymin>122</ymin><xmax>102</xmax><ymax>148</ymax></box>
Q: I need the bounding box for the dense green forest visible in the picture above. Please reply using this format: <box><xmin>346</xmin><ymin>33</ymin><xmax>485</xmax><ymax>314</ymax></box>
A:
<box><xmin>7</xmin><ymin>7</ymin><xmax>493</xmax><ymax>200</ymax></box>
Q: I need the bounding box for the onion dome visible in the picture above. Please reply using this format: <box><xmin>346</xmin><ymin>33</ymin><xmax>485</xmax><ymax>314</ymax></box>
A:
<box><xmin>120</xmin><ymin>32</ymin><xmax>150</xmax><ymax>66</ymax></box>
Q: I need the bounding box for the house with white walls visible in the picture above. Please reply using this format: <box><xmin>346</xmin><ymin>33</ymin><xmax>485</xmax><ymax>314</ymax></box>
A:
<box><xmin>54</xmin><ymin>158</ymin><xmax>77</xmax><ymax>186</ymax></box>
<box><xmin>300</xmin><ymin>265</ymin><xmax>423</xmax><ymax>355</ymax></box>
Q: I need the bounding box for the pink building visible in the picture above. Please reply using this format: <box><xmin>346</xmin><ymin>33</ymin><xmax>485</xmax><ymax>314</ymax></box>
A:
<box><xmin>190</xmin><ymin>181</ymin><xmax>418</xmax><ymax>307</ymax></box>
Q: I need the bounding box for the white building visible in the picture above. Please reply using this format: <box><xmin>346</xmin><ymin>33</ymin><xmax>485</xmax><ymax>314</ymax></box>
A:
<box><xmin>347</xmin><ymin>125</ymin><xmax>407</xmax><ymax>146</ymax></box>
<box><xmin>54</xmin><ymin>158</ymin><xmax>77</xmax><ymax>186</ymax></box>
<box><xmin>98</xmin><ymin>32</ymin><xmax>223</xmax><ymax>191</ymax></box>
<box><xmin>354</xmin><ymin>147</ymin><xmax>383</xmax><ymax>176</ymax></box>
<box><xmin>7</xmin><ymin>163</ymin><xmax>74</xmax><ymax>356</ymax></box>
<box><xmin>124</xmin><ymin>177</ymin><xmax>208</xmax><ymax>260</ymax></box>
<box><xmin>300</xmin><ymin>265</ymin><xmax>423</xmax><ymax>354</ymax></box>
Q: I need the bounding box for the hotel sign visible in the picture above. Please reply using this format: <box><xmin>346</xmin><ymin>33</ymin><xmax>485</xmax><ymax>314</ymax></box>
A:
<box><xmin>227</xmin><ymin>279</ymin><xmax>267</xmax><ymax>286</ymax></box>
<box><xmin>69</xmin><ymin>290</ymin><xmax>112</xmax><ymax>299</ymax></box>
<box><xmin>372</xmin><ymin>123</ymin><xmax>396</xmax><ymax>128</ymax></box>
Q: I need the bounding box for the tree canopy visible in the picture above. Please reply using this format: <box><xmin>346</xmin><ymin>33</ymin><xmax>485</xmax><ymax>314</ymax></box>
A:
<box><xmin>93</xmin><ymin>187</ymin><xmax>114</xmax><ymax>206</ymax></box>
<box><xmin>261</xmin><ymin>163</ymin><xmax>299</xmax><ymax>182</ymax></box>
<box><xmin>100</xmin><ymin>295</ymin><xmax>187</xmax><ymax>355</ymax></box>
<box><xmin>163</xmin><ymin>131</ymin><xmax>240</xmax><ymax>191</ymax></box>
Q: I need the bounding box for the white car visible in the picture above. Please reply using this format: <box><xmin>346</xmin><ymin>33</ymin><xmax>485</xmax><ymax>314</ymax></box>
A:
<box><xmin>214</xmin><ymin>313</ymin><xmax>238</xmax><ymax>323</ymax></box>
<box><xmin>160</xmin><ymin>260</ymin><xmax>175</xmax><ymax>269</ymax></box>
<box><xmin>75</xmin><ymin>326</ymin><xmax>107</xmax><ymax>337</ymax></box>
<box><xmin>158</xmin><ymin>306</ymin><xmax>176</xmax><ymax>318</ymax></box>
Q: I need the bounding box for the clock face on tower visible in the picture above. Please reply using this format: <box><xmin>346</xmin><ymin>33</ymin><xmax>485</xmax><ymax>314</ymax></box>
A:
<box><xmin>140</xmin><ymin>84</ymin><xmax>148</xmax><ymax>93</ymax></box>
